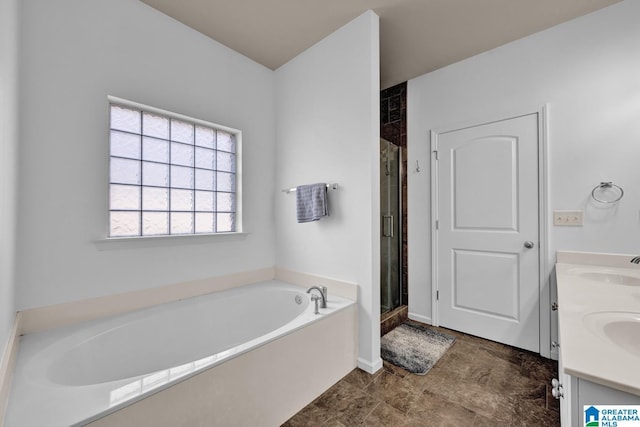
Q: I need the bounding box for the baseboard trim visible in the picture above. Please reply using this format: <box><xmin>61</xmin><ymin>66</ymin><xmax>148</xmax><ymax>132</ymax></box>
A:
<box><xmin>0</xmin><ymin>312</ymin><xmax>22</xmax><ymax>425</ymax></box>
<box><xmin>357</xmin><ymin>356</ymin><xmax>383</xmax><ymax>374</ymax></box>
<box><xmin>20</xmin><ymin>268</ymin><xmax>275</xmax><ymax>335</ymax></box>
<box><xmin>408</xmin><ymin>312</ymin><xmax>432</xmax><ymax>325</ymax></box>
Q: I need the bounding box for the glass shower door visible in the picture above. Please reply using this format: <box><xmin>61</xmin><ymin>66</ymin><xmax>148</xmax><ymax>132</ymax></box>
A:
<box><xmin>380</xmin><ymin>139</ymin><xmax>402</xmax><ymax>314</ymax></box>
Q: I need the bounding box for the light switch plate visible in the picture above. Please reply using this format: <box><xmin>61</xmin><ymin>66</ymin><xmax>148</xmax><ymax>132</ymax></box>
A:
<box><xmin>553</xmin><ymin>210</ymin><xmax>583</xmax><ymax>226</ymax></box>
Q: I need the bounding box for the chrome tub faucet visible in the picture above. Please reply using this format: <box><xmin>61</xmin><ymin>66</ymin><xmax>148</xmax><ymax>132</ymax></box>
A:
<box><xmin>306</xmin><ymin>286</ymin><xmax>327</xmax><ymax>313</ymax></box>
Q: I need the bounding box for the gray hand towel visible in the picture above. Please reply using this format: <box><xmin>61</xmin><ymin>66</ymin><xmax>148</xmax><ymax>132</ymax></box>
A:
<box><xmin>296</xmin><ymin>183</ymin><xmax>329</xmax><ymax>223</ymax></box>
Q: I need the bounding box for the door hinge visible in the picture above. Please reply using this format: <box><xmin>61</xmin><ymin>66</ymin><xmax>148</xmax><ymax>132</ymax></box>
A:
<box><xmin>433</xmin><ymin>149</ymin><xmax>439</xmax><ymax>160</ymax></box>
<box><xmin>436</xmin><ymin>290</ymin><xmax>439</xmax><ymax>300</ymax></box>
<box><xmin>435</xmin><ymin>220</ymin><xmax>439</xmax><ymax>230</ymax></box>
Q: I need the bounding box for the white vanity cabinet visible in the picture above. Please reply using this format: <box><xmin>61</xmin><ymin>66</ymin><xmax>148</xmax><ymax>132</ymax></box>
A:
<box><xmin>557</xmin><ymin>352</ymin><xmax>640</xmax><ymax>426</ymax></box>
<box><xmin>557</xmin><ymin>351</ymin><xmax>573</xmax><ymax>426</ymax></box>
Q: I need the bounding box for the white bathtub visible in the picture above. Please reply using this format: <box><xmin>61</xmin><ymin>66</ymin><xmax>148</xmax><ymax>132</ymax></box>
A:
<box><xmin>5</xmin><ymin>280</ymin><xmax>356</xmax><ymax>426</ymax></box>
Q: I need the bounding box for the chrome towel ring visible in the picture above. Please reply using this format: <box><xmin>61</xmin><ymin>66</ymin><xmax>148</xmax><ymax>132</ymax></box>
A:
<box><xmin>591</xmin><ymin>182</ymin><xmax>624</xmax><ymax>203</ymax></box>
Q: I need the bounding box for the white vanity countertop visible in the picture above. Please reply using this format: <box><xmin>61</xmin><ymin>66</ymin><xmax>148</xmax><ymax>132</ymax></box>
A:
<box><xmin>556</xmin><ymin>251</ymin><xmax>640</xmax><ymax>396</ymax></box>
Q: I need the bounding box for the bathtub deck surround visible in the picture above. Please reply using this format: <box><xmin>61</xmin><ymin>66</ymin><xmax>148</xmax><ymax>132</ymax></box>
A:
<box><xmin>5</xmin><ymin>280</ymin><xmax>358</xmax><ymax>426</ymax></box>
<box><xmin>18</xmin><ymin>268</ymin><xmax>357</xmax><ymax>336</ymax></box>
<box><xmin>275</xmin><ymin>268</ymin><xmax>358</xmax><ymax>301</ymax></box>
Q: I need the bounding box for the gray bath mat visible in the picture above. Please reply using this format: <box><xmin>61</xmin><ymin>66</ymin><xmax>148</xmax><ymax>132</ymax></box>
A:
<box><xmin>381</xmin><ymin>322</ymin><xmax>455</xmax><ymax>375</ymax></box>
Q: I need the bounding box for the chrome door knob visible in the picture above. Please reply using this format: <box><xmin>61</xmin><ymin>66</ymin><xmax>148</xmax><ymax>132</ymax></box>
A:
<box><xmin>524</xmin><ymin>241</ymin><xmax>535</xmax><ymax>249</ymax></box>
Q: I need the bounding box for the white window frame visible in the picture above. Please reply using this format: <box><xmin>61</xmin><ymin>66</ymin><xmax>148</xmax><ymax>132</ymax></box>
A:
<box><xmin>106</xmin><ymin>95</ymin><xmax>243</xmax><ymax>239</ymax></box>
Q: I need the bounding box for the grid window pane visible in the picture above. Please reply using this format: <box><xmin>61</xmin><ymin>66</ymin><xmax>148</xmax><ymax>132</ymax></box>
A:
<box><xmin>195</xmin><ymin>147</ymin><xmax>214</xmax><ymax>169</ymax></box>
<box><xmin>195</xmin><ymin>126</ymin><xmax>214</xmax><ymax>148</ymax></box>
<box><xmin>111</xmin><ymin>157</ymin><xmax>141</xmax><ymax>185</ymax></box>
<box><xmin>111</xmin><ymin>105</ymin><xmax>141</xmax><ymax>134</ymax></box>
<box><xmin>110</xmin><ymin>131</ymin><xmax>141</xmax><ymax>159</ymax></box>
<box><xmin>171</xmin><ymin>212</ymin><xmax>194</xmax><ymax>234</ymax></box>
<box><xmin>216</xmin><ymin>152</ymin><xmax>235</xmax><ymax>172</ymax></box>
<box><xmin>171</xmin><ymin>189</ymin><xmax>194</xmax><ymax>211</ymax></box>
<box><xmin>217</xmin><ymin>172</ymin><xmax>235</xmax><ymax>192</ymax></box>
<box><xmin>142</xmin><ymin>187</ymin><xmax>168</xmax><ymax>211</ymax></box>
<box><xmin>217</xmin><ymin>131</ymin><xmax>235</xmax><ymax>153</ymax></box>
<box><xmin>171</xmin><ymin>165</ymin><xmax>194</xmax><ymax>189</ymax></box>
<box><xmin>171</xmin><ymin>142</ymin><xmax>194</xmax><ymax>167</ymax></box>
<box><xmin>195</xmin><ymin>169</ymin><xmax>214</xmax><ymax>191</ymax></box>
<box><xmin>110</xmin><ymin>211</ymin><xmax>140</xmax><ymax>237</ymax></box>
<box><xmin>143</xmin><ymin>212</ymin><xmax>168</xmax><ymax>236</ymax></box>
<box><xmin>195</xmin><ymin>191</ymin><xmax>214</xmax><ymax>212</ymax></box>
<box><xmin>195</xmin><ymin>213</ymin><xmax>214</xmax><ymax>234</ymax></box>
<box><xmin>171</xmin><ymin>120</ymin><xmax>194</xmax><ymax>144</ymax></box>
<box><xmin>143</xmin><ymin>137</ymin><xmax>169</xmax><ymax>163</ymax></box>
<box><xmin>142</xmin><ymin>162</ymin><xmax>169</xmax><ymax>187</ymax></box>
<box><xmin>216</xmin><ymin>192</ymin><xmax>235</xmax><ymax>212</ymax></box>
<box><xmin>109</xmin><ymin>101</ymin><xmax>238</xmax><ymax>237</ymax></box>
<box><xmin>143</xmin><ymin>112</ymin><xmax>169</xmax><ymax>139</ymax></box>
<box><xmin>216</xmin><ymin>213</ymin><xmax>235</xmax><ymax>232</ymax></box>
<box><xmin>110</xmin><ymin>185</ymin><xmax>140</xmax><ymax>210</ymax></box>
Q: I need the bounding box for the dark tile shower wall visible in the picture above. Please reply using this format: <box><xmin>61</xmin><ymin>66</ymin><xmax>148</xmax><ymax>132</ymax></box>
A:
<box><xmin>380</xmin><ymin>82</ymin><xmax>408</xmax><ymax>305</ymax></box>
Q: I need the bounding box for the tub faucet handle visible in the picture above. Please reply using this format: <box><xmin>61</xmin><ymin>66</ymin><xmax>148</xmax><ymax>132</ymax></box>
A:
<box><xmin>310</xmin><ymin>294</ymin><xmax>321</xmax><ymax>315</ymax></box>
<box><xmin>306</xmin><ymin>286</ymin><xmax>327</xmax><ymax>309</ymax></box>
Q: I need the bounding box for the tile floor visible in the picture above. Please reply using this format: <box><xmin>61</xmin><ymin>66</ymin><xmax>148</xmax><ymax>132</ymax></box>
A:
<box><xmin>283</xmin><ymin>321</ymin><xmax>560</xmax><ymax>426</ymax></box>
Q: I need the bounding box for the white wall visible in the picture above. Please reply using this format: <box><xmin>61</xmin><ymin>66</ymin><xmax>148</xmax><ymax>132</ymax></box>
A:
<box><xmin>0</xmin><ymin>0</ymin><xmax>19</xmax><ymax>354</ymax></box>
<box><xmin>408</xmin><ymin>0</ymin><xmax>640</xmax><ymax>347</ymax></box>
<box><xmin>16</xmin><ymin>0</ymin><xmax>277</xmax><ymax>309</ymax></box>
<box><xmin>275</xmin><ymin>11</ymin><xmax>381</xmax><ymax>372</ymax></box>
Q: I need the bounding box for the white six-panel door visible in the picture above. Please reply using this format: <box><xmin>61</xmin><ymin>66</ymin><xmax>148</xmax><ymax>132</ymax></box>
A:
<box><xmin>434</xmin><ymin>114</ymin><xmax>540</xmax><ymax>352</ymax></box>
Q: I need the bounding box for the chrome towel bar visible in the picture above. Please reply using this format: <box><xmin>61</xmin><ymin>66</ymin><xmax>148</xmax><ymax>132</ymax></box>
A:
<box><xmin>282</xmin><ymin>183</ymin><xmax>339</xmax><ymax>194</ymax></box>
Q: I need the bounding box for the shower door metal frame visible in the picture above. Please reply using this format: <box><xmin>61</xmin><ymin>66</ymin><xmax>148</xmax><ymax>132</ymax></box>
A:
<box><xmin>380</xmin><ymin>139</ymin><xmax>403</xmax><ymax>313</ymax></box>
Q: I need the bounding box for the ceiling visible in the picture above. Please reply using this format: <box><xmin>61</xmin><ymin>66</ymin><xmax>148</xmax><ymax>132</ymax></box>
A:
<box><xmin>140</xmin><ymin>0</ymin><xmax>620</xmax><ymax>89</ymax></box>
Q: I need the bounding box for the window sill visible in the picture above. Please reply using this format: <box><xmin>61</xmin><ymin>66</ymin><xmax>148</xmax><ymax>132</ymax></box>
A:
<box><xmin>94</xmin><ymin>232</ymin><xmax>249</xmax><ymax>250</ymax></box>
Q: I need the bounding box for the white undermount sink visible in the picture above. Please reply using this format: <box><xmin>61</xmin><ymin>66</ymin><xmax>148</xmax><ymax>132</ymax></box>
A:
<box><xmin>583</xmin><ymin>311</ymin><xmax>640</xmax><ymax>358</ymax></box>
